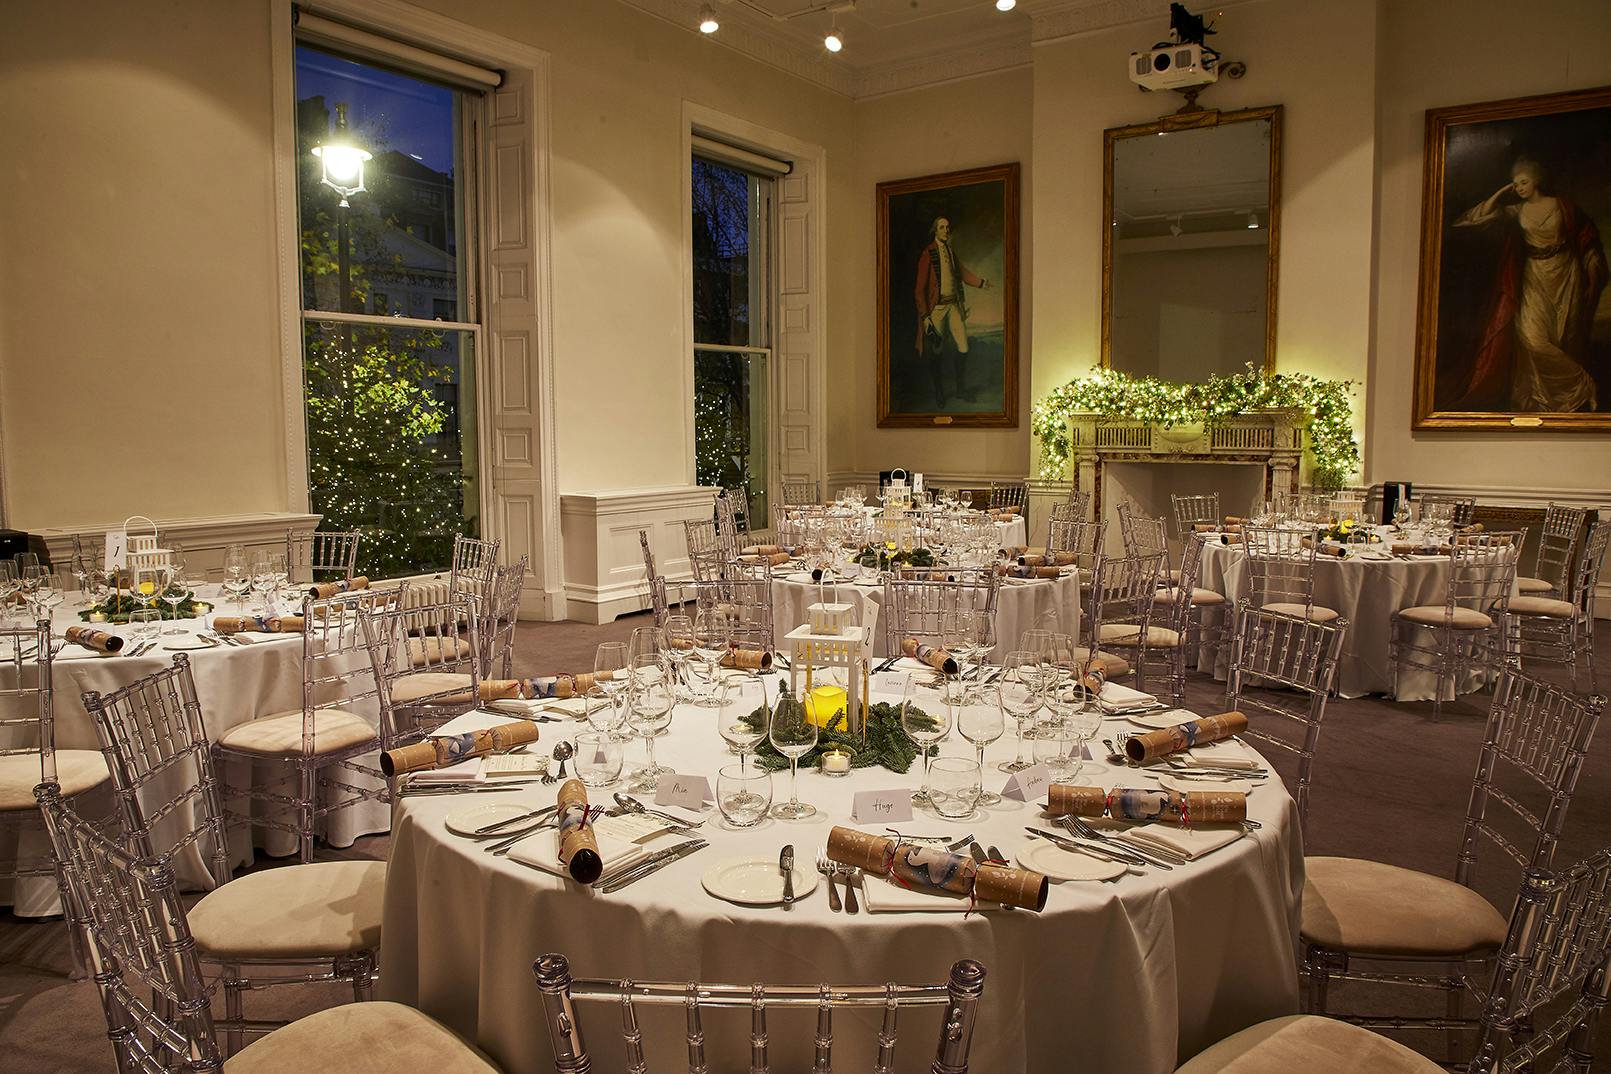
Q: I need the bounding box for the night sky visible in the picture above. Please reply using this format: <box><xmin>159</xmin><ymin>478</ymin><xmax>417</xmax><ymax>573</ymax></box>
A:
<box><xmin>295</xmin><ymin>45</ymin><xmax>456</xmax><ymax>174</ymax></box>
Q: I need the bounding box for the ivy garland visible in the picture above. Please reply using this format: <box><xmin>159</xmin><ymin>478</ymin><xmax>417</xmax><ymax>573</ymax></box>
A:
<box><xmin>1031</xmin><ymin>365</ymin><xmax>1360</xmax><ymax>485</ymax></box>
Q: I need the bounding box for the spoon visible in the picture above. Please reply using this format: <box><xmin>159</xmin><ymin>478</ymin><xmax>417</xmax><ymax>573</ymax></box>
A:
<box><xmin>612</xmin><ymin>792</ymin><xmax>704</xmax><ymax>829</ymax></box>
<box><xmin>551</xmin><ymin>740</ymin><xmax>575</xmax><ymax>783</ymax></box>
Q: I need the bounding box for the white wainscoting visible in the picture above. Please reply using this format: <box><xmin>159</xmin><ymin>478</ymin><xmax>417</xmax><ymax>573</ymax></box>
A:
<box><xmin>34</xmin><ymin>512</ymin><xmax>321</xmax><ymax>575</ymax></box>
<box><xmin>560</xmin><ymin>485</ymin><xmax>718</xmax><ymax>625</ymax></box>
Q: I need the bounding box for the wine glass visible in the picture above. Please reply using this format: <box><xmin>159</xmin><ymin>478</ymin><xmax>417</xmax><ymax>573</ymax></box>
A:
<box><xmin>901</xmin><ymin>673</ymin><xmax>951</xmax><ymax>806</ymax></box>
<box><xmin>719</xmin><ymin>677</ymin><xmax>769</xmax><ymax>771</ymax></box>
<box><xmin>957</xmin><ymin>685</ymin><xmax>1004</xmax><ymax>805</ymax></box>
<box><xmin>18</xmin><ymin>564</ymin><xmax>45</xmax><ymax>617</ymax></box>
<box><xmin>159</xmin><ymin>567</ymin><xmax>188</xmax><ymax>634</ymax></box>
<box><xmin>625</xmin><ymin>656</ymin><xmax>675</xmax><ymax>790</ymax></box>
<box><xmin>0</xmin><ymin>561</ymin><xmax>18</xmax><ymax>627</ymax></box>
<box><xmin>690</xmin><ymin>607</ymin><xmax>729</xmax><ymax>706</ymax></box>
<box><xmin>1043</xmin><ymin>677</ymin><xmax>1091</xmax><ymax>780</ymax></box>
<box><xmin>593</xmin><ymin>641</ymin><xmax>630</xmax><ymax>735</ymax></box>
<box><xmin>628</xmin><ymin>625</ymin><xmax>665</xmax><ymax>666</ymax></box>
<box><xmin>32</xmin><ymin>571</ymin><xmax>65</xmax><ymax>626</ymax></box>
<box><xmin>768</xmin><ymin>690</ymin><xmax>819</xmax><ymax>820</ymax></box>
<box><xmin>223</xmin><ymin>545</ymin><xmax>251</xmax><ymax>612</ymax></box>
<box><xmin>249</xmin><ymin>556</ymin><xmax>275</xmax><ymax>614</ymax></box>
<box><xmin>1392</xmin><ymin>497</ymin><xmax>1412</xmax><ymax>530</ymax></box>
<box><xmin>583</xmin><ymin>685</ymin><xmax>627</xmax><ymax>738</ymax></box>
<box><xmin>997</xmin><ymin>650</ymin><xmax>1043</xmax><ymax>772</ymax></box>
<box><xmin>663</xmin><ymin>613</ymin><xmax>695</xmax><ymax>696</ymax></box>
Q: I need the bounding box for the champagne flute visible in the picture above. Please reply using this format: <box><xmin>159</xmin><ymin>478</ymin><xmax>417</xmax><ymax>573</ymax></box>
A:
<box><xmin>768</xmin><ymin>689</ymin><xmax>818</xmax><ymax>820</ymax></box>
<box><xmin>901</xmin><ymin>673</ymin><xmax>951</xmax><ymax>805</ymax></box>
<box><xmin>997</xmin><ymin>650</ymin><xmax>1043</xmax><ymax>772</ymax></box>
<box><xmin>957</xmin><ymin>685</ymin><xmax>1004</xmax><ymax>805</ymax></box>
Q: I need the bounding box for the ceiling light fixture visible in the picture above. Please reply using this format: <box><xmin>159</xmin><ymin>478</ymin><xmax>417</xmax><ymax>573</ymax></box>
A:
<box><xmin>1246</xmin><ymin>210</ymin><xmax>1260</xmax><ymax>229</ymax></box>
<box><xmin>698</xmin><ymin>3</ymin><xmax>719</xmax><ymax>33</ymax></box>
<box><xmin>996</xmin><ymin>0</ymin><xmax>1017</xmax><ymax>10</ymax></box>
<box><xmin>1169</xmin><ymin>217</ymin><xmax>1183</xmax><ymax>237</ymax></box>
<box><xmin>824</xmin><ymin>22</ymin><xmax>844</xmax><ymax>52</ymax></box>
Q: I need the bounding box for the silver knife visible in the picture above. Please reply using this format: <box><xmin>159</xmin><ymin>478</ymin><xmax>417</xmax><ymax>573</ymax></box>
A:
<box><xmin>596</xmin><ymin>840</ymin><xmax>708</xmax><ymax>892</ymax></box>
<box><xmin>1024</xmin><ymin>828</ymin><xmax>1142</xmax><ymax>868</ymax></box>
<box><xmin>780</xmin><ymin>844</ymin><xmax>796</xmax><ymax>906</ymax></box>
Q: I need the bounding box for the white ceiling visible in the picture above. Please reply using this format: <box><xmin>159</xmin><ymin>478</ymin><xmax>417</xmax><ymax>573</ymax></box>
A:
<box><xmin>727</xmin><ymin>0</ymin><xmax>1031</xmax><ymax>68</ymax></box>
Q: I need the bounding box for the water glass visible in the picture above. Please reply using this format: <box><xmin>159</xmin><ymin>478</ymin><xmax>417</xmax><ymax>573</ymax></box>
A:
<box><xmin>716</xmin><ymin>764</ymin><xmax>772</xmax><ymax>828</ymax></box>
<box><xmin>128</xmin><ymin>608</ymin><xmax>161</xmax><ymax>641</ymax></box>
<box><xmin>574</xmin><ymin>731</ymin><xmax>623</xmax><ymax>788</ymax></box>
<box><xmin>928</xmin><ymin>757</ymin><xmax>983</xmax><ymax>820</ymax></box>
<box><xmin>583</xmin><ymin>686</ymin><xmax>626</xmax><ymax>737</ymax></box>
<box><xmin>1032</xmin><ymin>717</ymin><xmax>1076</xmax><ymax>779</ymax></box>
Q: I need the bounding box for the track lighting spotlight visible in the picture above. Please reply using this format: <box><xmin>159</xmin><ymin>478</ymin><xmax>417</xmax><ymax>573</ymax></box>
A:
<box><xmin>824</xmin><ymin>22</ymin><xmax>844</xmax><ymax>52</ymax></box>
<box><xmin>1246</xmin><ymin>210</ymin><xmax>1260</xmax><ymax>229</ymax></box>
<box><xmin>698</xmin><ymin>3</ymin><xmax>719</xmax><ymax>33</ymax></box>
<box><xmin>996</xmin><ymin>0</ymin><xmax>1017</xmax><ymax>10</ymax></box>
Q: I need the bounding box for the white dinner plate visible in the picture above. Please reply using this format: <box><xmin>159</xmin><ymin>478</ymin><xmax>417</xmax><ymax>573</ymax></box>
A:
<box><xmin>1015</xmin><ymin>839</ymin><xmax>1126</xmax><ymax>882</ymax></box>
<box><xmin>701</xmin><ymin>857</ymin><xmax>820</xmax><ymax>906</ymax></box>
<box><xmin>444</xmin><ymin>802</ymin><xmax>533</xmax><ymax>837</ymax></box>
<box><xmin>1127</xmin><ymin>708</ymin><xmax>1200</xmax><ymax>730</ymax></box>
<box><xmin>1158</xmin><ymin>772</ymin><xmax>1256</xmax><ymax>796</ymax></box>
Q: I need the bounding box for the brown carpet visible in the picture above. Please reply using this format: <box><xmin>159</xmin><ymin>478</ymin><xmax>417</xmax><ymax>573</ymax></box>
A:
<box><xmin>3</xmin><ymin>611</ymin><xmax>1607</xmax><ymax>1071</ymax></box>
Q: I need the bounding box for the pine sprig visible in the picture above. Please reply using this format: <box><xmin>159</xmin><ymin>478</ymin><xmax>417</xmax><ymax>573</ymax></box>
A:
<box><xmin>742</xmin><ymin>700</ymin><xmax>936</xmax><ymax>773</ymax></box>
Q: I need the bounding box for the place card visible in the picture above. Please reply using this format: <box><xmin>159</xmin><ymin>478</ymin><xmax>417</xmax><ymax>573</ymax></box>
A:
<box><xmin>1002</xmin><ymin>764</ymin><xmax>1052</xmax><ymax>803</ymax></box>
<box><xmin>851</xmin><ymin>789</ymin><xmax>913</xmax><ymax>824</ymax></box>
<box><xmin>654</xmin><ymin>773</ymin><xmax>712</xmax><ymax>811</ymax></box>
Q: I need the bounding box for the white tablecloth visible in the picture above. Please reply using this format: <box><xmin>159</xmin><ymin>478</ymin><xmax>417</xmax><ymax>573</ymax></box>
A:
<box><xmin>1198</xmin><ymin>541</ymin><xmax>1500</xmax><ymax>700</ymax></box>
<box><xmin>0</xmin><ymin>587</ymin><xmax>390</xmax><ymax>912</ymax></box>
<box><xmin>771</xmin><ymin>573</ymin><xmax>1080</xmax><ymax>660</ymax></box>
<box><xmin>379</xmin><ymin>677</ymin><xmax>1303</xmax><ymax>1074</ymax></box>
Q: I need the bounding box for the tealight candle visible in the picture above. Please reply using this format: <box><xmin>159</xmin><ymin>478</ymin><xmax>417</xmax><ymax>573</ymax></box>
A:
<box><xmin>821</xmin><ymin>748</ymin><xmax>852</xmax><ymax>776</ymax></box>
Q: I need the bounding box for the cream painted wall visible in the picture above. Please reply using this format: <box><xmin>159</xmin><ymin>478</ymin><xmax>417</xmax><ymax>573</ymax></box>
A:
<box><xmin>0</xmin><ymin>1</ymin><xmax>288</xmax><ymax>527</ymax></box>
<box><xmin>1030</xmin><ymin>0</ymin><xmax>1379</xmax><ymax>477</ymax></box>
<box><xmin>1366</xmin><ymin>0</ymin><xmax>1611</xmax><ymax>492</ymax></box>
<box><xmin>839</xmin><ymin>66</ymin><xmax>1034</xmax><ymax>481</ymax></box>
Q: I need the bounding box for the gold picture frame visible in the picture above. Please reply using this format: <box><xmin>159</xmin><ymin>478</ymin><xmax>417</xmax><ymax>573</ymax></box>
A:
<box><xmin>1413</xmin><ymin>85</ymin><xmax>1611</xmax><ymax>431</ymax></box>
<box><xmin>877</xmin><ymin>163</ymin><xmax>1020</xmax><ymax>428</ymax></box>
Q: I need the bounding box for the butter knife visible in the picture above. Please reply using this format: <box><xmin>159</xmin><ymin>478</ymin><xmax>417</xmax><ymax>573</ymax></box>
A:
<box><xmin>596</xmin><ymin>839</ymin><xmax>708</xmax><ymax>893</ymax></box>
<box><xmin>780</xmin><ymin>844</ymin><xmax>796</xmax><ymax>907</ymax></box>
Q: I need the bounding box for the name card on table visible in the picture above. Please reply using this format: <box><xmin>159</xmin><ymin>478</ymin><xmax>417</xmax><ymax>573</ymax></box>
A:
<box><xmin>1002</xmin><ymin>764</ymin><xmax>1052</xmax><ymax>803</ymax></box>
<box><xmin>851</xmin><ymin>789</ymin><xmax>913</xmax><ymax>824</ymax></box>
<box><xmin>654</xmin><ymin>774</ymin><xmax>712</xmax><ymax>812</ymax></box>
<box><xmin>104</xmin><ymin>532</ymin><xmax>127</xmax><ymax>570</ymax></box>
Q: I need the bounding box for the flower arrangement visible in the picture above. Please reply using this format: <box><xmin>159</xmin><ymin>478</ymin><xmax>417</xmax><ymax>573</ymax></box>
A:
<box><xmin>1031</xmin><ymin>365</ymin><xmax>1360</xmax><ymax>486</ymax></box>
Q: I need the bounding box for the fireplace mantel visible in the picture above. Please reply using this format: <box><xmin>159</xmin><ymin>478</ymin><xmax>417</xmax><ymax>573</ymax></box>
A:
<box><xmin>1066</xmin><ymin>408</ymin><xmax>1307</xmax><ymax>519</ymax></box>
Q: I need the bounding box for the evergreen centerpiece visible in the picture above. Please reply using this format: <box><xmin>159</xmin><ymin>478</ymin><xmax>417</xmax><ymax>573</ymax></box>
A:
<box><xmin>742</xmin><ymin>697</ymin><xmax>936</xmax><ymax>774</ymax></box>
<box><xmin>1322</xmin><ymin>518</ymin><xmax>1380</xmax><ymax>544</ymax></box>
<box><xmin>80</xmin><ymin>586</ymin><xmax>212</xmax><ymax>624</ymax></box>
<box><xmin>856</xmin><ymin>544</ymin><xmax>936</xmax><ymax>571</ymax></box>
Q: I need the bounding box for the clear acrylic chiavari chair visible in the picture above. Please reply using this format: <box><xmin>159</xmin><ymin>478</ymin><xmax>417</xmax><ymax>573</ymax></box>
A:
<box><xmin>780</xmin><ymin>476</ymin><xmax>820</xmax><ymax>506</ymax></box>
<box><xmin>1515</xmin><ymin>502</ymin><xmax>1588</xmax><ymax>598</ymax></box>
<box><xmin>715</xmin><ymin>489</ymin><xmax>751</xmax><ymax>549</ymax></box>
<box><xmin>988</xmin><ymin>480</ymin><xmax>1027</xmax><ymax>512</ymax></box>
<box><xmin>1117</xmin><ymin>502</ymin><xmax>1179</xmax><ymax>584</ymax></box>
<box><xmin>1422</xmin><ymin>494</ymin><xmax>1477</xmax><ymax>528</ymax></box>
<box><xmin>0</xmin><ymin>617</ymin><xmax>108</xmax><ymax>974</ymax></box>
<box><xmin>1157</xmin><ymin>531</ymin><xmax>1230</xmax><ymax>677</ymax></box>
<box><xmin>1046</xmin><ymin>516</ymin><xmax>1105</xmax><ymax>583</ymax></box>
<box><xmin>1389</xmin><ymin>531</ymin><xmax>1523</xmax><ymax>721</ymax></box>
<box><xmin>882</xmin><ymin>569</ymin><xmax>1000</xmax><ymax>660</ymax></box>
<box><xmin>35</xmin><ymin>781</ymin><xmax>499</xmax><ymax>1072</ymax></box>
<box><xmin>1301</xmin><ymin>664</ymin><xmax>1605</xmax><ymax>1052</ymax></box>
<box><xmin>534</xmin><ymin>952</ymin><xmax>987</xmax><ymax>1074</ymax></box>
<box><xmin>1226</xmin><ymin>601</ymin><xmax>1349</xmax><ymax>836</ymax></box>
<box><xmin>1171</xmin><ymin>492</ymin><xmax>1222</xmax><ymax>540</ymax></box>
<box><xmin>684</xmin><ymin>517</ymin><xmax>733</xmax><ymax>583</ymax></box>
<box><xmin>1087</xmin><ymin>553</ymin><xmax>1168</xmax><ymax>697</ymax></box>
<box><xmin>449</xmin><ymin>533</ymin><xmax>502</xmax><ymax>627</ymax></box>
<box><xmin>683</xmin><ymin>560</ymin><xmax>776</xmax><ymax>656</ymax></box>
<box><xmin>387</xmin><ymin>590</ymin><xmax>484</xmax><ymax>735</ymax></box>
<box><xmin>284</xmin><ymin>529</ymin><xmax>361</xmax><ymax>585</ymax></box>
<box><xmin>80</xmin><ymin>655</ymin><xmax>390</xmax><ymax>1054</ymax></box>
<box><xmin>481</xmin><ymin>555</ymin><xmax>528</xmax><ymax>680</ymax></box>
<box><xmin>211</xmin><ymin>588</ymin><xmax>402</xmax><ymax>862</ymax></box>
<box><xmin>1506</xmin><ymin>516</ymin><xmax>1609</xmax><ymax>693</ymax></box>
<box><xmin>639</xmin><ymin>530</ymin><xmax>672</xmax><ymax>628</ymax></box>
<box><xmin>1241</xmin><ymin>525</ymin><xmax>1342</xmax><ymax>624</ymax></box>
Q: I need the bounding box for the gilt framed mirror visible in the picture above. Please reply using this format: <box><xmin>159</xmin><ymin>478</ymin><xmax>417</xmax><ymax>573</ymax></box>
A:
<box><xmin>1101</xmin><ymin>105</ymin><xmax>1282</xmax><ymax>377</ymax></box>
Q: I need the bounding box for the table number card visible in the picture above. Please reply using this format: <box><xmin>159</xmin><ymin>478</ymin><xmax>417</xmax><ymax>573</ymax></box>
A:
<box><xmin>654</xmin><ymin>774</ymin><xmax>712</xmax><ymax>812</ymax></box>
<box><xmin>1002</xmin><ymin>764</ymin><xmax>1052</xmax><ymax>803</ymax></box>
<box><xmin>851</xmin><ymin>789</ymin><xmax>913</xmax><ymax>824</ymax></box>
<box><xmin>104</xmin><ymin>532</ymin><xmax>127</xmax><ymax>570</ymax></box>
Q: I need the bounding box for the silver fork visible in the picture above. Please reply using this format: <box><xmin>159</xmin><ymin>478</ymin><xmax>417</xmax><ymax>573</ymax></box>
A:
<box><xmin>1061</xmin><ymin>815</ymin><xmax>1183</xmax><ymax>868</ymax></box>
<box><xmin>816</xmin><ymin>852</ymin><xmax>841</xmax><ymax>912</ymax></box>
<box><xmin>835</xmin><ymin>864</ymin><xmax>860</xmax><ymax>913</ymax></box>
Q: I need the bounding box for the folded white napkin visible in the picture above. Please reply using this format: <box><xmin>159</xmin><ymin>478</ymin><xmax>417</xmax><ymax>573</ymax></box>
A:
<box><xmin>407</xmin><ymin>757</ymin><xmax>485</xmax><ymax>783</ymax></box>
<box><xmin>1100</xmin><ymin>683</ymin><xmax>1156</xmax><ymax>707</ymax></box>
<box><xmin>1124</xmin><ymin>824</ymin><xmax>1243</xmax><ymax>860</ymax></box>
<box><xmin>861</xmin><ymin>877</ymin><xmax>1000</xmax><ymax>913</ymax></box>
<box><xmin>1184</xmin><ymin>740</ymin><xmax>1262</xmax><ymax>770</ymax></box>
<box><xmin>429</xmin><ymin>709</ymin><xmax>529</xmax><ymax>738</ymax></box>
<box><xmin>507</xmin><ymin>831</ymin><xmax>648</xmax><ymax>878</ymax></box>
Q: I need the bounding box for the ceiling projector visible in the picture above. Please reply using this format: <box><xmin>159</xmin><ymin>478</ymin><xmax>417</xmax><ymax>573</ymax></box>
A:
<box><xmin>1129</xmin><ymin>42</ymin><xmax>1218</xmax><ymax>91</ymax></box>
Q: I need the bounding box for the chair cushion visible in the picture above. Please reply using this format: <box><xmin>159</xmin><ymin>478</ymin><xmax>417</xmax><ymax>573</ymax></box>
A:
<box><xmin>1262</xmin><ymin>602</ymin><xmax>1341</xmax><ymax>623</ymax></box>
<box><xmin>1097</xmin><ymin>624</ymin><xmax>1182</xmax><ymax>648</ymax></box>
<box><xmin>225</xmin><ymin>1000</ymin><xmax>500</xmax><ymax>1074</ymax></box>
<box><xmin>1073</xmin><ymin>648</ymin><xmax>1132</xmax><ymax>678</ymax></box>
<box><xmin>1396</xmin><ymin>605</ymin><xmax>1493</xmax><ymax>630</ymax></box>
<box><xmin>190</xmin><ymin>860</ymin><xmax>386</xmax><ymax>960</ymax></box>
<box><xmin>0</xmin><ymin>749</ymin><xmax>110</xmax><ymax>811</ymax></box>
<box><xmin>215</xmin><ymin>709</ymin><xmax>377</xmax><ymax>757</ymax></box>
<box><xmin>1175</xmin><ymin>1015</ymin><xmax>1442</xmax><ymax>1074</ymax></box>
<box><xmin>1300</xmin><ymin>856</ymin><xmax>1508</xmax><ymax>958</ymax></box>
<box><xmin>1515</xmin><ymin>576</ymin><xmax>1554</xmax><ymax>594</ymax></box>
<box><xmin>1156</xmin><ymin>587</ymin><xmax>1226</xmax><ymax>606</ymax></box>
<box><xmin>391</xmin><ymin>672</ymin><xmax>477</xmax><ymax>704</ymax></box>
<box><xmin>408</xmin><ymin>636</ymin><xmax>474</xmax><ymax>667</ymax></box>
<box><xmin>1507</xmin><ymin>595</ymin><xmax>1576</xmax><ymax>618</ymax></box>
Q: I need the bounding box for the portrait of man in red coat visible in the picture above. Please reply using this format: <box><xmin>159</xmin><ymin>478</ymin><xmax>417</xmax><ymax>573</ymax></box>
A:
<box><xmin>913</xmin><ymin>216</ymin><xmax>992</xmax><ymax>405</ymax></box>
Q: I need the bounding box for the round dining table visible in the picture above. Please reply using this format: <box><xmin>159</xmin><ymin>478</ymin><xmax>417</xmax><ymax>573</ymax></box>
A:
<box><xmin>0</xmin><ymin>586</ymin><xmax>391</xmax><ymax>913</ymax></box>
<box><xmin>770</xmin><ymin>570</ymin><xmax>1080</xmax><ymax>661</ymax></box>
<box><xmin>378</xmin><ymin>674</ymin><xmax>1303</xmax><ymax>1074</ymax></box>
<box><xmin>1196</xmin><ymin>531</ymin><xmax>1509</xmax><ymax>700</ymax></box>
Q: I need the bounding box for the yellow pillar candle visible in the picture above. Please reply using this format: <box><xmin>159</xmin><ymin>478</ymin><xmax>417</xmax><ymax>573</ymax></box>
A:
<box><xmin>804</xmin><ymin>684</ymin><xmax>848</xmax><ymax>729</ymax></box>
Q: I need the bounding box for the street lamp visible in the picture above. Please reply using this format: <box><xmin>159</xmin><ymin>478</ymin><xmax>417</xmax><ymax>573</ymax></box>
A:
<box><xmin>311</xmin><ymin>103</ymin><xmax>371</xmax><ymax>315</ymax></box>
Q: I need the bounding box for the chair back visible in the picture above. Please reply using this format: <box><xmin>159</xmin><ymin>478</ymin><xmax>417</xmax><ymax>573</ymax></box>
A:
<box><xmin>780</xmin><ymin>477</ymin><xmax>820</xmax><ymax>506</ymax></box>
<box><xmin>285</xmin><ymin>529</ymin><xmax>361</xmax><ymax>584</ymax></box>
<box><xmin>715</xmin><ymin>490</ymin><xmax>751</xmax><ymax>548</ymax></box>
<box><xmin>1171</xmin><ymin>493</ymin><xmax>1222</xmax><ymax>540</ymax></box>
<box><xmin>882</xmin><ymin>570</ymin><xmax>1000</xmax><ymax>657</ymax></box>
<box><xmin>1046</xmin><ymin>518</ymin><xmax>1105</xmax><ymax>578</ymax></box>
<box><xmin>1424</xmin><ymin>494</ymin><xmax>1477</xmax><ymax>527</ymax></box>
<box><xmin>1086</xmin><ymin>553</ymin><xmax>1162</xmax><ymax>649</ymax></box>
<box><xmin>1226</xmin><ymin>601</ymin><xmax>1349</xmax><ymax>833</ymax></box>
<box><xmin>388</xmin><ymin>591</ymin><xmax>483</xmax><ymax>717</ymax></box>
<box><xmin>0</xmin><ymin>618</ymin><xmax>56</xmax><ymax>784</ymax></box>
<box><xmin>533</xmin><ymin>952</ymin><xmax>987</xmax><ymax>1074</ymax></box>
<box><xmin>1456</xmin><ymin>664</ymin><xmax>1604</xmax><ymax>889</ymax></box>
<box><xmin>1117</xmin><ymin>502</ymin><xmax>1169</xmax><ymax>560</ymax></box>
<box><xmin>1469</xmin><ymin>846</ymin><xmax>1611</xmax><ymax>1074</ymax></box>
<box><xmin>1440</xmin><ymin>531</ymin><xmax>1523</xmax><ymax>625</ymax></box>
<box><xmin>36</xmin><ymin>783</ymin><xmax>223</xmax><ymax>1073</ymax></box>
<box><xmin>1242</xmin><ymin>525</ymin><xmax>1324</xmax><ymax>615</ymax></box>
<box><xmin>83</xmin><ymin>655</ymin><xmax>232</xmax><ymax>889</ymax></box>
<box><xmin>988</xmin><ymin>481</ymin><xmax>1026</xmax><ymax>511</ymax></box>
<box><xmin>1531</xmin><ymin>503</ymin><xmax>1589</xmax><ymax>593</ymax></box>
<box><xmin>1566</xmin><ymin>517</ymin><xmax>1611</xmax><ymax>613</ymax></box>
<box><xmin>639</xmin><ymin>531</ymin><xmax>671</xmax><ymax>628</ymax></box>
<box><xmin>684</xmin><ymin>563</ymin><xmax>775</xmax><ymax>653</ymax></box>
<box><xmin>482</xmin><ymin>556</ymin><xmax>528</xmax><ymax>679</ymax></box>
<box><xmin>448</xmin><ymin>534</ymin><xmax>502</xmax><ymax>622</ymax></box>
<box><xmin>1155</xmin><ymin>532</ymin><xmax>1210</xmax><ymax>635</ymax></box>
<box><xmin>292</xmin><ymin>587</ymin><xmax>404</xmax><ymax>748</ymax></box>
<box><xmin>684</xmin><ymin>517</ymin><xmax>732</xmax><ymax>583</ymax></box>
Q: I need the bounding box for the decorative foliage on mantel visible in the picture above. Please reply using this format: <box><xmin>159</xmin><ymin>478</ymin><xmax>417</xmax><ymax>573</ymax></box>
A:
<box><xmin>1031</xmin><ymin>365</ymin><xmax>1360</xmax><ymax>483</ymax></box>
